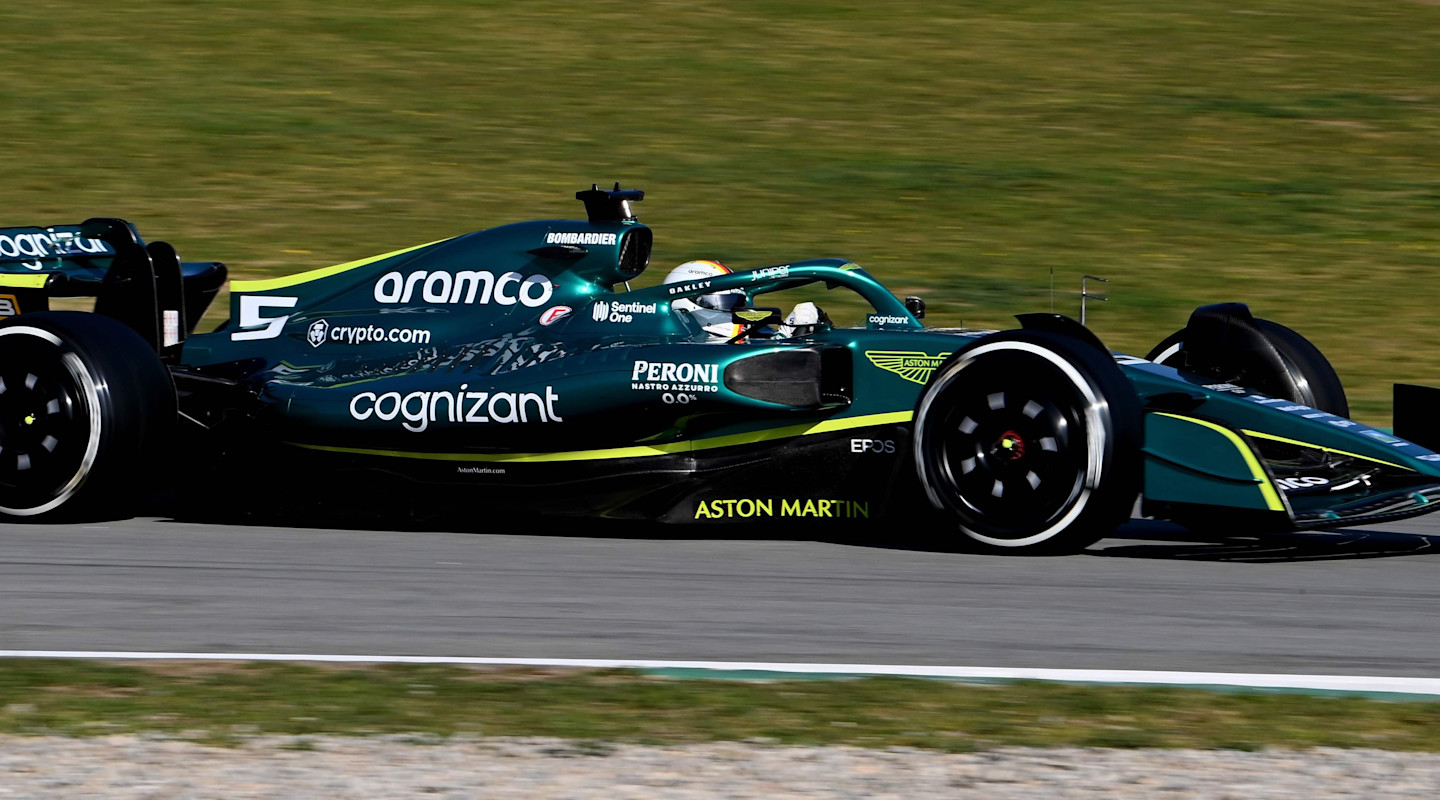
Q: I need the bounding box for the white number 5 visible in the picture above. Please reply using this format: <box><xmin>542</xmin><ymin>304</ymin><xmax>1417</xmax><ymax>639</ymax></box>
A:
<box><xmin>231</xmin><ymin>295</ymin><xmax>298</xmax><ymax>341</ymax></box>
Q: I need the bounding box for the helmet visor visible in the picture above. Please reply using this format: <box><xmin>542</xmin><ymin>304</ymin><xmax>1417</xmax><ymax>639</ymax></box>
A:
<box><xmin>695</xmin><ymin>291</ymin><xmax>745</xmax><ymax>312</ymax></box>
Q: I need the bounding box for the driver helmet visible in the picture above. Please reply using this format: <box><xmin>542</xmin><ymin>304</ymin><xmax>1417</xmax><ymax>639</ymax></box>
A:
<box><xmin>665</xmin><ymin>260</ymin><xmax>745</xmax><ymax>340</ymax></box>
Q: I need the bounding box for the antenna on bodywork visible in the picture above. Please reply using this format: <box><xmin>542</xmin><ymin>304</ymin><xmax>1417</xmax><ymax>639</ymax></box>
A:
<box><xmin>1080</xmin><ymin>275</ymin><xmax>1108</xmax><ymax>326</ymax></box>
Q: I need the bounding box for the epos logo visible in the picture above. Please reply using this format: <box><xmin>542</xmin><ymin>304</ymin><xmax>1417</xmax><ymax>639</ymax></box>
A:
<box><xmin>850</xmin><ymin>439</ymin><xmax>896</xmax><ymax>454</ymax></box>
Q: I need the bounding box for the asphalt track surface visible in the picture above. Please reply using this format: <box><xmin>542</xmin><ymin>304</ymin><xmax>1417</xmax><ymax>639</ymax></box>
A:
<box><xmin>3</xmin><ymin>512</ymin><xmax>1440</xmax><ymax>677</ymax></box>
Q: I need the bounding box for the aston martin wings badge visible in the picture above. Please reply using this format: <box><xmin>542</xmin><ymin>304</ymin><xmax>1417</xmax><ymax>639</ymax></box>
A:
<box><xmin>864</xmin><ymin>351</ymin><xmax>948</xmax><ymax>385</ymax></box>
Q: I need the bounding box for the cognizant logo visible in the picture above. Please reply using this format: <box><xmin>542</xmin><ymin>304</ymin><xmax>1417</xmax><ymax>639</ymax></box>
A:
<box><xmin>0</xmin><ymin>230</ymin><xmax>113</xmax><ymax>261</ymax></box>
<box><xmin>373</xmin><ymin>270</ymin><xmax>553</xmax><ymax>308</ymax></box>
<box><xmin>349</xmin><ymin>385</ymin><xmax>562</xmax><ymax>433</ymax></box>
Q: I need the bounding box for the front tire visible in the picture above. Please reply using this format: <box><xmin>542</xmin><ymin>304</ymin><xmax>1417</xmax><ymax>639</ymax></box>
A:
<box><xmin>1146</xmin><ymin>312</ymin><xmax>1348</xmax><ymax>417</ymax></box>
<box><xmin>0</xmin><ymin>312</ymin><xmax>175</xmax><ymax>521</ymax></box>
<box><xmin>913</xmin><ymin>330</ymin><xmax>1142</xmax><ymax>554</ymax></box>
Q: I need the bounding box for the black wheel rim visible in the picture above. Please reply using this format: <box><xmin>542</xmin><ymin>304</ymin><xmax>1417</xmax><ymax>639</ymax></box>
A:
<box><xmin>923</xmin><ymin>353</ymin><xmax>1091</xmax><ymax>540</ymax></box>
<box><xmin>0</xmin><ymin>332</ymin><xmax>91</xmax><ymax>514</ymax></box>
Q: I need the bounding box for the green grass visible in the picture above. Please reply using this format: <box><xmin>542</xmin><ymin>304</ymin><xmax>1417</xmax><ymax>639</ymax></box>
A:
<box><xmin>4</xmin><ymin>1</ymin><xmax>1440</xmax><ymax>419</ymax></box>
<box><xmin>4</xmin><ymin>660</ymin><xmax>1440</xmax><ymax>752</ymax></box>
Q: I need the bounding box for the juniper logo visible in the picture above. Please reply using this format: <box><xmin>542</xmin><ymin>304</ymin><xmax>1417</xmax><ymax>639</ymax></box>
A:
<box><xmin>865</xmin><ymin>351</ymin><xmax>949</xmax><ymax>385</ymax></box>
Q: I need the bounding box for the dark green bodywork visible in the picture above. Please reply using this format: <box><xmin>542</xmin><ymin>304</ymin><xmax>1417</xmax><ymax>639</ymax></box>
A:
<box><xmin>6</xmin><ymin>212</ymin><xmax>1440</xmax><ymax>527</ymax></box>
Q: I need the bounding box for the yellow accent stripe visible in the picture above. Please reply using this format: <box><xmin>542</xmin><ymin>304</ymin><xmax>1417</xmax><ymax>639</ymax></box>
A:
<box><xmin>1156</xmin><ymin>413</ymin><xmax>1285</xmax><ymax>511</ymax></box>
<box><xmin>1240</xmin><ymin>429</ymin><xmax>1409</xmax><ymax>470</ymax></box>
<box><xmin>230</xmin><ymin>239</ymin><xmax>451</xmax><ymax>293</ymax></box>
<box><xmin>0</xmin><ymin>274</ymin><xmax>48</xmax><ymax>289</ymax></box>
<box><xmin>290</xmin><ymin>411</ymin><xmax>914</xmax><ymax>464</ymax></box>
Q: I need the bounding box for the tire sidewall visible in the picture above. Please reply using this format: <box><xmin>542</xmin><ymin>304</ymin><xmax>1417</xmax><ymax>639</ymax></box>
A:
<box><xmin>912</xmin><ymin>330</ymin><xmax>1140</xmax><ymax>552</ymax></box>
<box><xmin>0</xmin><ymin>325</ymin><xmax>105</xmax><ymax>516</ymax></box>
<box><xmin>1145</xmin><ymin>319</ymin><xmax>1347</xmax><ymax>417</ymax></box>
<box><xmin>0</xmin><ymin>312</ymin><xmax>174</xmax><ymax>520</ymax></box>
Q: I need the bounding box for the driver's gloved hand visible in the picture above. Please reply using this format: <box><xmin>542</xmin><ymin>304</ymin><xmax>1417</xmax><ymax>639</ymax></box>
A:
<box><xmin>778</xmin><ymin>302</ymin><xmax>828</xmax><ymax>337</ymax></box>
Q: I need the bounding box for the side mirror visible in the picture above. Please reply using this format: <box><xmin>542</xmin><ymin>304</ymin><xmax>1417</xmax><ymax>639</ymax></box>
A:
<box><xmin>904</xmin><ymin>296</ymin><xmax>926</xmax><ymax>319</ymax></box>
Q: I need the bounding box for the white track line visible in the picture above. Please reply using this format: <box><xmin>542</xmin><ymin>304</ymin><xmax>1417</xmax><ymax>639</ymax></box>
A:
<box><xmin>0</xmin><ymin>651</ymin><xmax>1437</xmax><ymax>695</ymax></box>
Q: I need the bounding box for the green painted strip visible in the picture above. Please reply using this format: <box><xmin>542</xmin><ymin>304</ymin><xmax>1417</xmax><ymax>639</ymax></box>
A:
<box><xmin>290</xmin><ymin>411</ymin><xmax>913</xmax><ymax>463</ymax></box>
<box><xmin>231</xmin><ymin>238</ymin><xmax>451</xmax><ymax>292</ymax></box>
<box><xmin>0</xmin><ymin>274</ymin><xmax>48</xmax><ymax>289</ymax></box>
<box><xmin>1155</xmin><ymin>412</ymin><xmax>1284</xmax><ymax>511</ymax></box>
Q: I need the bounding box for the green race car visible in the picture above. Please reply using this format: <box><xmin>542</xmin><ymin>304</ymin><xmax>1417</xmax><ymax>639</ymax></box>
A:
<box><xmin>3</xmin><ymin>184</ymin><xmax>1440</xmax><ymax>553</ymax></box>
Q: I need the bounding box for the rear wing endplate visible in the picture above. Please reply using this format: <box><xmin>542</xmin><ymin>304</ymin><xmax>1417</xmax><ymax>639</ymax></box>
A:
<box><xmin>0</xmin><ymin>219</ymin><xmax>225</xmax><ymax>360</ymax></box>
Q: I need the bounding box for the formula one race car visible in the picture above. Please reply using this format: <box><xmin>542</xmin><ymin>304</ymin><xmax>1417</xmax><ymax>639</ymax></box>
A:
<box><xmin>5</xmin><ymin>185</ymin><xmax>1440</xmax><ymax>553</ymax></box>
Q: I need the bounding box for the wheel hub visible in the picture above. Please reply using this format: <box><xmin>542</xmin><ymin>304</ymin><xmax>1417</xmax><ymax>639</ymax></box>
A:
<box><xmin>994</xmin><ymin>430</ymin><xmax>1026</xmax><ymax>461</ymax></box>
<box><xmin>921</xmin><ymin>356</ymin><xmax>1091</xmax><ymax>540</ymax></box>
<box><xmin>0</xmin><ymin>357</ymin><xmax>82</xmax><ymax>501</ymax></box>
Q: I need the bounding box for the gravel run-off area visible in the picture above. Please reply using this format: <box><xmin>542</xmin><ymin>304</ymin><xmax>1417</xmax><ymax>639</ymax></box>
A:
<box><xmin>1</xmin><ymin>736</ymin><xmax>1438</xmax><ymax>798</ymax></box>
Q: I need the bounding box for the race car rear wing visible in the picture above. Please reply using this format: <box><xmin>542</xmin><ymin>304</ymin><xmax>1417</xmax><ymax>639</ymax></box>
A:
<box><xmin>0</xmin><ymin>219</ymin><xmax>225</xmax><ymax>360</ymax></box>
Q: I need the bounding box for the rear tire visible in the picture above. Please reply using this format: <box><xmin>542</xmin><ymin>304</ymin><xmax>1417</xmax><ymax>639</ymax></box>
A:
<box><xmin>0</xmin><ymin>312</ymin><xmax>175</xmax><ymax>521</ymax></box>
<box><xmin>912</xmin><ymin>330</ymin><xmax>1142</xmax><ymax>554</ymax></box>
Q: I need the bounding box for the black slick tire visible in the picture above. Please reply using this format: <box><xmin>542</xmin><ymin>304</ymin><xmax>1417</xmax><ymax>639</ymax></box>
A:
<box><xmin>912</xmin><ymin>330</ymin><xmax>1142</xmax><ymax>554</ymax></box>
<box><xmin>1146</xmin><ymin>317</ymin><xmax>1348</xmax><ymax>417</ymax></box>
<box><xmin>0</xmin><ymin>312</ymin><xmax>175</xmax><ymax>521</ymax></box>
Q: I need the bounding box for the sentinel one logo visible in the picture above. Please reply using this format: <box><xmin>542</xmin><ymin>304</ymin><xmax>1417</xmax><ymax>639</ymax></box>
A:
<box><xmin>374</xmin><ymin>270</ymin><xmax>553</xmax><ymax>308</ymax></box>
<box><xmin>545</xmin><ymin>231</ymin><xmax>617</xmax><ymax>246</ymax></box>
<box><xmin>592</xmin><ymin>300</ymin><xmax>657</xmax><ymax>323</ymax></box>
<box><xmin>350</xmin><ymin>385</ymin><xmax>562</xmax><ymax>433</ymax></box>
